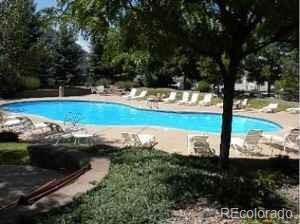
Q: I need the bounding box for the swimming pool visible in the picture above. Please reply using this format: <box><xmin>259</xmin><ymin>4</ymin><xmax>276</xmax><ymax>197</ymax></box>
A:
<box><xmin>1</xmin><ymin>100</ymin><xmax>282</xmax><ymax>134</ymax></box>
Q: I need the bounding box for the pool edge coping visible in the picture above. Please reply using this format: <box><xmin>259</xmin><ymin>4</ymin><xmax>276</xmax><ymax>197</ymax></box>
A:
<box><xmin>0</xmin><ymin>98</ymin><xmax>284</xmax><ymax>135</ymax></box>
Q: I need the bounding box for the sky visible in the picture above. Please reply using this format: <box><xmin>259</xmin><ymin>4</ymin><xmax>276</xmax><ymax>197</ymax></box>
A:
<box><xmin>35</xmin><ymin>0</ymin><xmax>90</xmax><ymax>52</ymax></box>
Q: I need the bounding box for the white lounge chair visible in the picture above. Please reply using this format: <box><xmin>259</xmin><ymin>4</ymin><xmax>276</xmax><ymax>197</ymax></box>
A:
<box><xmin>286</xmin><ymin>108</ymin><xmax>300</xmax><ymax>114</ymax></box>
<box><xmin>19</xmin><ymin>122</ymin><xmax>65</xmax><ymax>141</ymax></box>
<box><xmin>231</xmin><ymin>130</ymin><xmax>263</xmax><ymax>154</ymax></box>
<box><xmin>130</xmin><ymin>90</ymin><xmax>147</xmax><ymax>100</ymax></box>
<box><xmin>199</xmin><ymin>93</ymin><xmax>213</xmax><ymax>106</ymax></box>
<box><xmin>91</xmin><ymin>85</ymin><xmax>105</xmax><ymax>94</ymax></box>
<box><xmin>233</xmin><ymin>100</ymin><xmax>241</xmax><ymax>109</ymax></box>
<box><xmin>262</xmin><ymin>128</ymin><xmax>300</xmax><ymax>151</ymax></box>
<box><xmin>162</xmin><ymin>92</ymin><xmax>177</xmax><ymax>103</ymax></box>
<box><xmin>177</xmin><ymin>92</ymin><xmax>190</xmax><ymax>104</ymax></box>
<box><xmin>240</xmin><ymin>99</ymin><xmax>248</xmax><ymax>109</ymax></box>
<box><xmin>259</xmin><ymin>103</ymin><xmax>278</xmax><ymax>113</ymax></box>
<box><xmin>2</xmin><ymin>116</ymin><xmax>35</xmax><ymax>133</ymax></box>
<box><xmin>187</xmin><ymin>93</ymin><xmax>200</xmax><ymax>105</ymax></box>
<box><xmin>187</xmin><ymin>134</ymin><xmax>215</xmax><ymax>156</ymax></box>
<box><xmin>121</xmin><ymin>132</ymin><xmax>157</xmax><ymax>148</ymax></box>
<box><xmin>122</xmin><ymin>88</ymin><xmax>137</xmax><ymax>99</ymax></box>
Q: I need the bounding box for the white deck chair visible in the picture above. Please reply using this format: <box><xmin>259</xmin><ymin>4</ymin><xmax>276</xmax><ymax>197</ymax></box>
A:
<box><xmin>231</xmin><ymin>130</ymin><xmax>263</xmax><ymax>154</ymax></box>
<box><xmin>177</xmin><ymin>92</ymin><xmax>190</xmax><ymax>104</ymax></box>
<box><xmin>20</xmin><ymin>122</ymin><xmax>65</xmax><ymax>140</ymax></box>
<box><xmin>187</xmin><ymin>134</ymin><xmax>215</xmax><ymax>156</ymax></box>
<box><xmin>95</xmin><ymin>85</ymin><xmax>105</xmax><ymax>94</ymax></box>
<box><xmin>286</xmin><ymin>108</ymin><xmax>300</xmax><ymax>114</ymax></box>
<box><xmin>187</xmin><ymin>93</ymin><xmax>200</xmax><ymax>105</ymax></box>
<box><xmin>240</xmin><ymin>98</ymin><xmax>248</xmax><ymax>109</ymax></box>
<box><xmin>2</xmin><ymin>116</ymin><xmax>35</xmax><ymax>133</ymax></box>
<box><xmin>199</xmin><ymin>93</ymin><xmax>213</xmax><ymax>106</ymax></box>
<box><xmin>121</xmin><ymin>132</ymin><xmax>157</xmax><ymax>148</ymax></box>
<box><xmin>233</xmin><ymin>100</ymin><xmax>241</xmax><ymax>109</ymax></box>
<box><xmin>162</xmin><ymin>92</ymin><xmax>177</xmax><ymax>103</ymax></box>
<box><xmin>259</xmin><ymin>103</ymin><xmax>278</xmax><ymax>113</ymax></box>
<box><xmin>263</xmin><ymin>128</ymin><xmax>300</xmax><ymax>151</ymax></box>
<box><xmin>122</xmin><ymin>88</ymin><xmax>137</xmax><ymax>99</ymax></box>
<box><xmin>131</xmin><ymin>90</ymin><xmax>147</xmax><ymax>100</ymax></box>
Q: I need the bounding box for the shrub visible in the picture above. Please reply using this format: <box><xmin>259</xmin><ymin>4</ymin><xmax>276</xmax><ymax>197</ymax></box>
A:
<box><xmin>46</xmin><ymin>78</ymin><xmax>56</xmax><ymax>88</ymax></box>
<box><xmin>0</xmin><ymin>132</ymin><xmax>19</xmax><ymax>142</ymax></box>
<box><xmin>184</xmin><ymin>78</ymin><xmax>193</xmax><ymax>89</ymax></box>
<box><xmin>0</xmin><ymin>143</ymin><xmax>28</xmax><ymax>165</ymax></box>
<box><xmin>95</xmin><ymin>78</ymin><xmax>112</xmax><ymax>87</ymax></box>
<box><xmin>114</xmin><ymin>80</ymin><xmax>138</xmax><ymax>90</ymax></box>
<box><xmin>84</xmin><ymin>76</ymin><xmax>95</xmax><ymax>87</ymax></box>
<box><xmin>28</xmin><ymin>144</ymin><xmax>90</xmax><ymax>171</ymax></box>
<box><xmin>195</xmin><ymin>80</ymin><xmax>211</xmax><ymax>92</ymax></box>
<box><xmin>19</xmin><ymin>76</ymin><xmax>41</xmax><ymax>90</ymax></box>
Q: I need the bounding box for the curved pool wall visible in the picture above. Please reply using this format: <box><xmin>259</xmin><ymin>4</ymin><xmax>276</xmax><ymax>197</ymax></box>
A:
<box><xmin>0</xmin><ymin>100</ymin><xmax>282</xmax><ymax>134</ymax></box>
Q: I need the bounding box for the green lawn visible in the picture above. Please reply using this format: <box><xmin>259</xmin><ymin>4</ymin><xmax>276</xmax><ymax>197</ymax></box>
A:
<box><xmin>137</xmin><ymin>88</ymin><xmax>297</xmax><ymax>110</ymax></box>
<box><xmin>248</xmin><ymin>98</ymin><xmax>298</xmax><ymax>111</ymax></box>
<box><xmin>0</xmin><ymin>142</ymin><xmax>29</xmax><ymax>165</ymax></box>
<box><xmin>34</xmin><ymin>148</ymin><xmax>299</xmax><ymax>224</ymax></box>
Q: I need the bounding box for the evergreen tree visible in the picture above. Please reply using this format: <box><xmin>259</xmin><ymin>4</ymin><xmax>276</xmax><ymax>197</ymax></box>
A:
<box><xmin>53</xmin><ymin>25</ymin><xmax>85</xmax><ymax>86</ymax></box>
<box><xmin>0</xmin><ymin>0</ymin><xmax>41</xmax><ymax>96</ymax></box>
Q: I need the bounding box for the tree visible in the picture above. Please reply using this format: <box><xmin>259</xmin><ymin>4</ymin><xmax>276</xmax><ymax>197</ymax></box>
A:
<box><xmin>0</xmin><ymin>0</ymin><xmax>41</xmax><ymax>96</ymax></box>
<box><xmin>53</xmin><ymin>25</ymin><xmax>85</xmax><ymax>86</ymax></box>
<box><xmin>197</xmin><ymin>56</ymin><xmax>222</xmax><ymax>94</ymax></box>
<box><xmin>58</xmin><ymin>0</ymin><xmax>298</xmax><ymax>163</ymax></box>
<box><xmin>243</xmin><ymin>44</ymin><xmax>284</xmax><ymax>95</ymax></box>
<box><xmin>275</xmin><ymin>49</ymin><xmax>299</xmax><ymax>101</ymax></box>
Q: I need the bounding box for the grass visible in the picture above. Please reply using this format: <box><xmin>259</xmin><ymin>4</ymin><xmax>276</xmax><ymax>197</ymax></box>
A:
<box><xmin>137</xmin><ymin>88</ymin><xmax>297</xmax><ymax>110</ymax></box>
<box><xmin>0</xmin><ymin>142</ymin><xmax>29</xmax><ymax>165</ymax></box>
<box><xmin>34</xmin><ymin>147</ymin><xmax>299</xmax><ymax>224</ymax></box>
<box><xmin>248</xmin><ymin>98</ymin><xmax>298</xmax><ymax>111</ymax></box>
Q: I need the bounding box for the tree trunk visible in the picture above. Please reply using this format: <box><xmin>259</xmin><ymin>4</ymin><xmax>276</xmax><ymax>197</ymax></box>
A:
<box><xmin>267</xmin><ymin>81</ymin><xmax>271</xmax><ymax>96</ymax></box>
<box><xmin>183</xmin><ymin>73</ymin><xmax>187</xmax><ymax>90</ymax></box>
<box><xmin>218</xmin><ymin>54</ymin><xmax>240</xmax><ymax>164</ymax></box>
<box><xmin>220</xmin><ymin>76</ymin><xmax>235</xmax><ymax>163</ymax></box>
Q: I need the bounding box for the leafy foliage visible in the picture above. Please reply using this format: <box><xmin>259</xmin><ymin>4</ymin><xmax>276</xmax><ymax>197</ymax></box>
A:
<box><xmin>195</xmin><ymin>80</ymin><xmax>211</xmax><ymax>92</ymax></box>
<box><xmin>0</xmin><ymin>0</ymin><xmax>41</xmax><ymax>96</ymax></box>
<box><xmin>57</xmin><ymin>0</ymin><xmax>298</xmax><ymax>160</ymax></box>
<box><xmin>34</xmin><ymin>148</ymin><xmax>298</xmax><ymax>224</ymax></box>
<box><xmin>0</xmin><ymin>142</ymin><xmax>29</xmax><ymax>165</ymax></box>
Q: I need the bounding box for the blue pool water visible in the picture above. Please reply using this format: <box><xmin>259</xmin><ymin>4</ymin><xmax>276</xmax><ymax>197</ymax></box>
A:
<box><xmin>1</xmin><ymin>100</ymin><xmax>282</xmax><ymax>134</ymax></box>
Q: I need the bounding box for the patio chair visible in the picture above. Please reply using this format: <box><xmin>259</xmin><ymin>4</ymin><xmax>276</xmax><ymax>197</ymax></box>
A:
<box><xmin>20</xmin><ymin>122</ymin><xmax>65</xmax><ymax>141</ymax></box>
<box><xmin>187</xmin><ymin>134</ymin><xmax>215</xmax><ymax>156</ymax></box>
<box><xmin>95</xmin><ymin>85</ymin><xmax>105</xmax><ymax>94</ymax></box>
<box><xmin>2</xmin><ymin>116</ymin><xmax>35</xmax><ymax>133</ymax></box>
<box><xmin>286</xmin><ymin>107</ymin><xmax>300</xmax><ymax>114</ymax></box>
<box><xmin>199</xmin><ymin>93</ymin><xmax>213</xmax><ymax>106</ymax></box>
<box><xmin>121</xmin><ymin>132</ymin><xmax>157</xmax><ymax>148</ymax></box>
<box><xmin>262</xmin><ymin>128</ymin><xmax>300</xmax><ymax>151</ymax></box>
<box><xmin>177</xmin><ymin>92</ymin><xmax>190</xmax><ymax>104</ymax></box>
<box><xmin>233</xmin><ymin>100</ymin><xmax>241</xmax><ymax>109</ymax></box>
<box><xmin>162</xmin><ymin>92</ymin><xmax>177</xmax><ymax>103</ymax></box>
<box><xmin>131</xmin><ymin>90</ymin><xmax>147</xmax><ymax>100</ymax></box>
<box><xmin>259</xmin><ymin>103</ymin><xmax>278</xmax><ymax>113</ymax></box>
<box><xmin>231</xmin><ymin>130</ymin><xmax>263</xmax><ymax>154</ymax></box>
<box><xmin>187</xmin><ymin>93</ymin><xmax>200</xmax><ymax>105</ymax></box>
<box><xmin>0</xmin><ymin>111</ymin><xmax>4</xmax><ymax>122</ymax></box>
<box><xmin>122</xmin><ymin>88</ymin><xmax>137</xmax><ymax>99</ymax></box>
<box><xmin>240</xmin><ymin>98</ymin><xmax>248</xmax><ymax>109</ymax></box>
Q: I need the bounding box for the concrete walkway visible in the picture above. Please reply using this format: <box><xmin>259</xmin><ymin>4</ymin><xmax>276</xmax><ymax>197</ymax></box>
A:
<box><xmin>1</xmin><ymin>94</ymin><xmax>298</xmax><ymax>159</ymax></box>
<box><xmin>0</xmin><ymin>156</ymin><xmax>110</xmax><ymax>224</ymax></box>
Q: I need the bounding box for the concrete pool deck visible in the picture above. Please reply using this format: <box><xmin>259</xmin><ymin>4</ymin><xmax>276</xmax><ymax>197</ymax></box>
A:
<box><xmin>0</xmin><ymin>94</ymin><xmax>299</xmax><ymax>159</ymax></box>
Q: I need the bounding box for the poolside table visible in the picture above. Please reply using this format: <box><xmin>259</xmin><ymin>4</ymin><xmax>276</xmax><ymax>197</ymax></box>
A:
<box><xmin>55</xmin><ymin>132</ymin><xmax>96</xmax><ymax>146</ymax></box>
<box><xmin>73</xmin><ymin>132</ymin><xmax>96</xmax><ymax>146</ymax></box>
